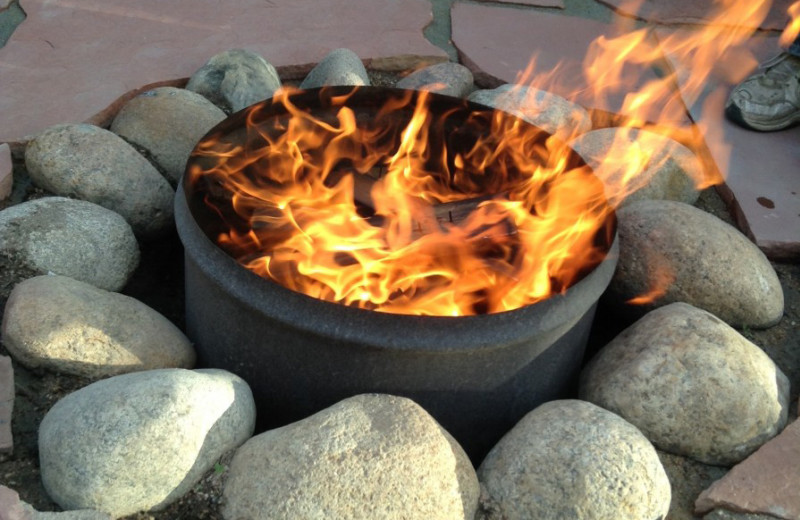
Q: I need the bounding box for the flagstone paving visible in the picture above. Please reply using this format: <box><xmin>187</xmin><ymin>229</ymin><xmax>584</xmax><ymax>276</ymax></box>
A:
<box><xmin>598</xmin><ymin>0</ymin><xmax>795</xmax><ymax>31</ymax></box>
<box><xmin>0</xmin><ymin>0</ymin><xmax>446</xmax><ymax>144</ymax></box>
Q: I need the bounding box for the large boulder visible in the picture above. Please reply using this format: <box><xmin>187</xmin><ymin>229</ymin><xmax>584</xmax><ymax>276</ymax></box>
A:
<box><xmin>468</xmin><ymin>84</ymin><xmax>592</xmax><ymax>140</ymax></box>
<box><xmin>186</xmin><ymin>48</ymin><xmax>282</xmax><ymax>113</ymax></box>
<box><xmin>39</xmin><ymin>369</ymin><xmax>255</xmax><ymax>518</ymax></box>
<box><xmin>568</xmin><ymin>127</ymin><xmax>702</xmax><ymax>206</ymax></box>
<box><xmin>24</xmin><ymin>124</ymin><xmax>174</xmax><ymax>239</ymax></box>
<box><xmin>300</xmin><ymin>48</ymin><xmax>370</xmax><ymax>89</ymax></box>
<box><xmin>605</xmin><ymin>199</ymin><xmax>784</xmax><ymax>328</ymax></box>
<box><xmin>0</xmin><ymin>197</ymin><xmax>139</xmax><ymax>293</ymax></box>
<box><xmin>580</xmin><ymin>303</ymin><xmax>790</xmax><ymax>466</ymax></box>
<box><xmin>223</xmin><ymin>394</ymin><xmax>479</xmax><ymax>520</ymax></box>
<box><xmin>396</xmin><ymin>62</ymin><xmax>474</xmax><ymax>98</ymax></box>
<box><xmin>1</xmin><ymin>275</ymin><xmax>195</xmax><ymax>379</ymax></box>
<box><xmin>110</xmin><ymin>87</ymin><xmax>226</xmax><ymax>185</ymax></box>
<box><xmin>478</xmin><ymin>399</ymin><xmax>671</xmax><ymax>520</ymax></box>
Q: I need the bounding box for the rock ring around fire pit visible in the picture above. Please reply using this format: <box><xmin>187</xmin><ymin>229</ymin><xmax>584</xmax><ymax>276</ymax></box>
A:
<box><xmin>176</xmin><ymin>86</ymin><xmax>619</xmax><ymax>460</ymax></box>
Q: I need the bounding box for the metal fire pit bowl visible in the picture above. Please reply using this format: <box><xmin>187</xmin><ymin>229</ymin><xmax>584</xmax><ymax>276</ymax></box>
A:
<box><xmin>176</xmin><ymin>86</ymin><xmax>618</xmax><ymax>461</ymax></box>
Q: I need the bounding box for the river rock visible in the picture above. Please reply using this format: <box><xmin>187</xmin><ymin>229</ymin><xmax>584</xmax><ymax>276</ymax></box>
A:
<box><xmin>568</xmin><ymin>127</ymin><xmax>702</xmax><ymax>206</ymax></box>
<box><xmin>606</xmin><ymin>199</ymin><xmax>784</xmax><ymax>328</ymax></box>
<box><xmin>300</xmin><ymin>48</ymin><xmax>371</xmax><ymax>89</ymax></box>
<box><xmin>1</xmin><ymin>275</ymin><xmax>195</xmax><ymax>379</ymax></box>
<box><xmin>39</xmin><ymin>369</ymin><xmax>255</xmax><ymax>518</ymax></box>
<box><xmin>110</xmin><ymin>87</ymin><xmax>226</xmax><ymax>185</ymax></box>
<box><xmin>580</xmin><ymin>303</ymin><xmax>790</xmax><ymax>466</ymax></box>
<box><xmin>186</xmin><ymin>48</ymin><xmax>281</xmax><ymax>113</ymax></box>
<box><xmin>24</xmin><ymin>124</ymin><xmax>174</xmax><ymax>239</ymax></box>
<box><xmin>478</xmin><ymin>399</ymin><xmax>670</xmax><ymax>520</ymax></box>
<box><xmin>396</xmin><ymin>62</ymin><xmax>474</xmax><ymax>98</ymax></box>
<box><xmin>223</xmin><ymin>394</ymin><xmax>479</xmax><ymax>520</ymax></box>
<box><xmin>0</xmin><ymin>197</ymin><xmax>139</xmax><ymax>293</ymax></box>
<box><xmin>468</xmin><ymin>84</ymin><xmax>592</xmax><ymax>140</ymax></box>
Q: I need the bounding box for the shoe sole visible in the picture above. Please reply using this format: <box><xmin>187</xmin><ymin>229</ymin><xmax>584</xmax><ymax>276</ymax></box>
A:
<box><xmin>726</xmin><ymin>103</ymin><xmax>800</xmax><ymax>132</ymax></box>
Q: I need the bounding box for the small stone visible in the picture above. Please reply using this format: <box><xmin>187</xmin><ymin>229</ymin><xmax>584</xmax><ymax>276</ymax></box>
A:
<box><xmin>468</xmin><ymin>84</ymin><xmax>592</xmax><ymax>140</ymax></box>
<box><xmin>1</xmin><ymin>275</ymin><xmax>195</xmax><ymax>379</ymax></box>
<box><xmin>0</xmin><ymin>143</ymin><xmax>12</xmax><ymax>201</ymax></box>
<box><xmin>223</xmin><ymin>394</ymin><xmax>479</xmax><ymax>520</ymax></box>
<box><xmin>606</xmin><ymin>200</ymin><xmax>784</xmax><ymax>328</ymax></box>
<box><xmin>396</xmin><ymin>62</ymin><xmax>474</xmax><ymax>98</ymax></box>
<box><xmin>0</xmin><ymin>356</ymin><xmax>12</xmax><ymax>455</ymax></box>
<box><xmin>568</xmin><ymin>127</ymin><xmax>702</xmax><ymax>206</ymax></box>
<box><xmin>110</xmin><ymin>87</ymin><xmax>227</xmax><ymax>185</ymax></box>
<box><xmin>477</xmin><ymin>399</ymin><xmax>670</xmax><ymax>520</ymax></box>
<box><xmin>580</xmin><ymin>303</ymin><xmax>790</xmax><ymax>466</ymax></box>
<box><xmin>24</xmin><ymin>124</ymin><xmax>174</xmax><ymax>239</ymax></box>
<box><xmin>300</xmin><ymin>48</ymin><xmax>371</xmax><ymax>89</ymax></box>
<box><xmin>0</xmin><ymin>197</ymin><xmax>139</xmax><ymax>293</ymax></box>
<box><xmin>186</xmin><ymin>49</ymin><xmax>282</xmax><ymax>113</ymax></box>
<box><xmin>39</xmin><ymin>368</ymin><xmax>255</xmax><ymax>518</ymax></box>
<box><xmin>695</xmin><ymin>419</ymin><xmax>800</xmax><ymax>519</ymax></box>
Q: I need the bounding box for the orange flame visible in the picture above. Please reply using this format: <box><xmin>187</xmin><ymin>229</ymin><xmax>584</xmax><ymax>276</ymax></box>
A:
<box><xmin>780</xmin><ymin>1</ymin><xmax>800</xmax><ymax>47</ymax></box>
<box><xmin>188</xmin><ymin>0</ymin><xmax>774</xmax><ymax>315</ymax></box>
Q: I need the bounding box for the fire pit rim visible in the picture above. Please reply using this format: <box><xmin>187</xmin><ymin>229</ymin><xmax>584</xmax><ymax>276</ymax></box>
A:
<box><xmin>175</xmin><ymin>186</ymin><xmax>618</xmax><ymax>354</ymax></box>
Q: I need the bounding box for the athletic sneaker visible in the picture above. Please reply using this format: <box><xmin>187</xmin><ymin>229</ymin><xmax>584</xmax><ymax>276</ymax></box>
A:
<box><xmin>725</xmin><ymin>52</ymin><xmax>800</xmax><ymax>131</ymax></box>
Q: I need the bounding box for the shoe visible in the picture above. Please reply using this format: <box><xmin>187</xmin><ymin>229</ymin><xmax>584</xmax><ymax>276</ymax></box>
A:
<box><xmin>725</xmin><ymin>52</ymin><xmax>800</xmax><ymax>131</ymax></box>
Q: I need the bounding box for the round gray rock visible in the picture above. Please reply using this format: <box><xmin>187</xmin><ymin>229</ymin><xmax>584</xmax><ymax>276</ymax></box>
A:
<box><xmin>300</xmin><ymin>48</ymin><xmax>371</xmax><ymax>89</ymax></box>
<box><xmin>186</xmin><ymin>48</ymin><xmax>281</xmax><ymax>113</ymax></box>
<box><xmin>39</xmin><ymin>368</ymin><xmax>256</xmax><ymax>518</ymax></box>
<box><xmin>24</xmin><ymin>124</ymin><xmax>174</xmax><ymax>239</ymax></box>
<box><xmin>1</xmin><ymin>275</ymin><xmax>195</xmax><ymax>379</ymax></box>
<box><xmin>468</xmin><ymin>84</ymin><xmax>592</xmax><ymax>140</ymax></box>
<box><xmin>223</xmin><ymin>394</ymin><xmax>479</xmax><ymax>520</ymax></box>
<box><xmin>580</xmin><ymin>303</ymin><xmax>790</xmax><ymax>466</ymax></box>
<box><xmin>0</xmin><ymin>197</ymin><xmax>139</xmax><ymax>292</ymax></box>
<box><xmin>478</xmin><ymin>399</ymin><xmax>671</xmax><ymax>520</ymax></box>
<box><xmin>568</xmin><ymin>127</ymin><xmax>702</xmax><ymax>206</ymax></box>
<box><xmin>396</xmin><ymin>62</ymin><xmax>474</xmax><ymax>98</ymax></box>
<box><xmin>606</xmin><ymin>199</ymin><xmax>784</xmax><ymax>328</ymax></box>
<box><xmin>110</xmin><ymin>87</ymin><xmax>226</xmax><ymax>185</ymax></box>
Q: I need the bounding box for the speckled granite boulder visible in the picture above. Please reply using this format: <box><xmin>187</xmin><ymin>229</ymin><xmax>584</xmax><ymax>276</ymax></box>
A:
<box><xmin>2</xmin><ymin>275</ymin><xmax>195</xmax><ymax>379</ymax></box>
<box><xmin>396</xmin><ymin>62</ymin><xmax>474</xmax><ymax>98</ymax></box>
<box><xmin>24</xmin><ymin>124</ymin><xmax>174</xmax><ymax>238</ymax></box>
<box><xmin>478</xmin><ymin>399</ymin><xmax>670</xmax><ymax>520</ymax></box>
<box><xmin>568</xmin><ymin>127</ymin><xmax>702</xmax><ymax>206</ymax></box>
<box><xmin>223</xmin><ymin>394</ymin><xmax>479</xmax><ymax>520</ymax></box>
<box><xmin>110</xmin><ymin>87</ymin><xmax>226</xmax><ymax>185</ymax></box>
<box><xmin>468</xmin><ymin>84</ymin><xmax>592</xmax><ymax>140</ymax></box>
<box><xmin>0</xmin><ymin>197</ymin><xmax>139</xmax><ymax>293</ymax></box>
<box><xmin>186</xmin><ymin>48</ymin><xmax>281</xmax><ymax>113</ymax></box>
<box><xmin>605</xmin><ymin>200</ymin><xmax>784</xmax><ymax>328</ymax></box>
<box><xmin>39</xmin><ymin>369</ymin><xmax>255</xmax><ymax>518</ymax></box>
<box><xmin>300</xmin><ymin>48</ymin><xmax>370</xmax><ymax>89</ymax></box>
<box><xmin>580</xmin><ymin>303</ymin><xmax>789</xmax><ymax>466</ymax></box>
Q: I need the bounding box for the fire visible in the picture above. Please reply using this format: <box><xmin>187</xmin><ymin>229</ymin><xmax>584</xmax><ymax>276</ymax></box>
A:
<box><xmin>188</xmin><ymin>0</ymin><xmax>778</xmax><ymax>315</ymax></box>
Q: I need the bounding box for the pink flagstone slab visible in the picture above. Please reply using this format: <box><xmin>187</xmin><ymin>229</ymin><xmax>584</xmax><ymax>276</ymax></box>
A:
<box><xmin>657</xmin><ymin>28</ymin><xmax>800</xmax><ymax>260</ymax></box>
<box><xmin>695</xmin><ymin>419</ymin><xmax>800</xmax><ymax>519</ymax></box>
<box><xmin>597</xmin><ymin>0</ymin><xmax>795</xmax><ymax>31</ymax></box>
<box><xmin>451</xmin><ymin>2</ymin><xmax>690</xmax><ymax>125</ymax></box>
<box><xmin>0</xmin><ymin>486</ymin><xmax>30</xmax><ymax>520</ymax></box>
<box><xmin>0</xmin><ymin>355</ymin><xmax>12</xmax><ymax>454</ymax></box>
<box><xmin>0</xmin><ymin>0</ymin><xmax>447</xmax><ymax>143</ymax></box>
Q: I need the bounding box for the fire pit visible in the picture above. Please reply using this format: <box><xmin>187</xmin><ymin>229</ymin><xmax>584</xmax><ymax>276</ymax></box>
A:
<box><xmin>175</xmin><ymin>86</ymin><xmax>618</xmax><ymax>459</ymax></box>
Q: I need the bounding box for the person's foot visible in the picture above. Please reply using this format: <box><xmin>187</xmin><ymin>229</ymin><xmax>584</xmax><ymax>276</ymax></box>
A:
<box><xmin>725</xmin><ymin>52</ymin><xmax>800</xmax><ymax>131</ymax></box>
